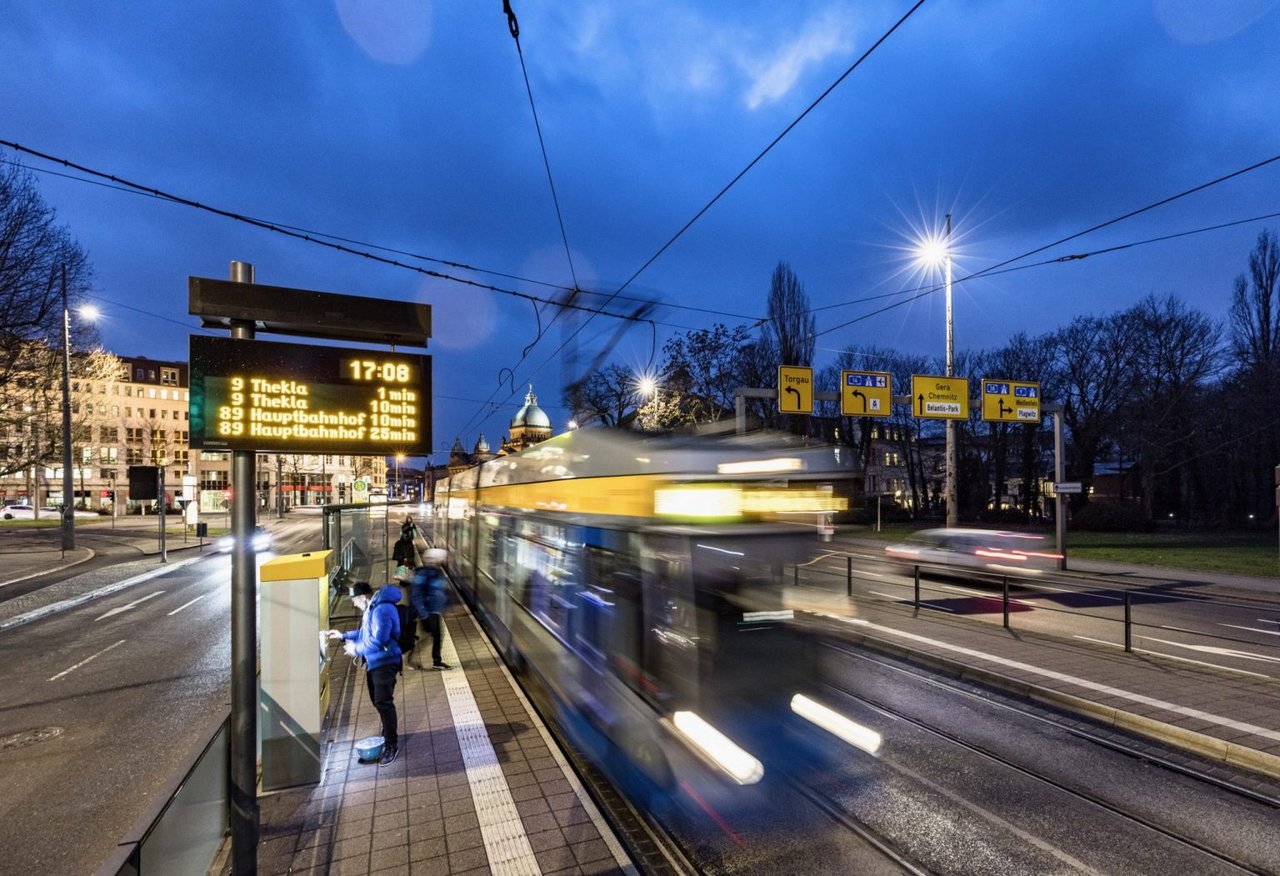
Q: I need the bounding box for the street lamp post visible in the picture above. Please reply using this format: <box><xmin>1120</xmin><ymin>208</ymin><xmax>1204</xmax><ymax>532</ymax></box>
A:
<box><xmin>942</xmin><ymin>214</ymin><xmax>956</xmax><ymax>528</ymax></box>
<box><xmin>59</xmin><ymin>266</ymin><xmax>74</xmax><ymax>552</ymax></box>
<box><xmin>916</xmin><ymin>216</ymin><xmax>957</xmax><ymax>527</ymax></box>
<box><xmin>395</xmin><ymin>453</ymin><xmax>404</xmax><ymax>500</ymax></box>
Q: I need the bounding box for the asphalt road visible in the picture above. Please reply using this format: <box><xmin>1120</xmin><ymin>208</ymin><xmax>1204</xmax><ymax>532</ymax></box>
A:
<box><xmin>0</xmin><ymin>517</ymin><xmax>319</xmax><ymax>875</ymax></box>
<box><xmin>799</xmin><ymin>538</ymin><xmax>1280</xmax><ymax>680</ymax></box>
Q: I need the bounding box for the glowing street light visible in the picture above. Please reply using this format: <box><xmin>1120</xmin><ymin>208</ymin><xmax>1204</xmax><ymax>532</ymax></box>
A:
<box><xmin>394</xmin><ymin>452</ymin><xmax>405</xmax><ymax>499</ymax></box>
<box><xmin>916</xmin><ymin>215</ymin><xmax>957</xmax><ymax>527</ymax></box>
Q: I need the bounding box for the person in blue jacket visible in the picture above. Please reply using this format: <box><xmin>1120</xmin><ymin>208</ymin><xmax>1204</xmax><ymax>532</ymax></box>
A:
<box><xmin>327</xmin><ymin>581</ymin><xmax>403</xmax><ymax>765</ymax></box>
<box><xmin>409</xmin><ymin>548</ymin><xmax>451</xmax><ymax>671</ymax></box>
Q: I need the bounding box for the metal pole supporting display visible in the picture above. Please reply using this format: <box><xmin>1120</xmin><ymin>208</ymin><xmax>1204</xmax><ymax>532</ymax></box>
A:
<box><xmin>228</xmin><ymin>260</ymin><xmax>259</xmax><ymax>876</ymax></box>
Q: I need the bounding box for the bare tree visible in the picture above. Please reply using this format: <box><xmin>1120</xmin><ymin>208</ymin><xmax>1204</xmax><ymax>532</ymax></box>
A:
<box><xmin>564</xmin><ymin>364</ymin><xmax>640</xmax><ymax>428</ymax></box>
<box><xmin>1228</xmin><ymin>229</ymin><xmax>1280</xmax><ymax>373</ymax></box>
<box><xmin>0</xmin><ymin>164</ymin><xmax>94</xmax><ymax>383</ymax></box>
<box><xmin>660</xmin><ymin>323</ymin><xmax>751</xmax><ymax>424</ymax></box>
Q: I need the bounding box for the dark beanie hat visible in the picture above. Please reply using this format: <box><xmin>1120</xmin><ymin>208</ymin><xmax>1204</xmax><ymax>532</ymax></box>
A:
<box><xmin>348</xmin><ymin>581</ymin><xmax>373</xmax><ymax>599</ymax></box>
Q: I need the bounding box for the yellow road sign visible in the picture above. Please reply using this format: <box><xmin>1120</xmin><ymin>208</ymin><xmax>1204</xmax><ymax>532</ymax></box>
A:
<box><xmin>778</xmin><ymin>365</ymin><xmax>814</xmax><ymax>414</ymax></box>
<box><xmin>840</xmin><ymin>370</ymin><xmax>892</xmax><ymax>417</ymax></box>
<box><xmin>981</xmin><ymin>378</ymin><xmax>1041</xmax><ymax>423</ymax></box>
<box><xmin>911</xmin><ymin>374</ymin><xmax>969</xmax><ymax>419</ymax></box>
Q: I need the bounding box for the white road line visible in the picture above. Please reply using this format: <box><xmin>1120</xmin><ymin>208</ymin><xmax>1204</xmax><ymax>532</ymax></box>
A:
<box><xmin>49</xmin><ymin>639</ymin><xmax>126</xmax><ymax>681</ymax></box>
<box><xmin>839</xmin><ymin>617</ymin><xmax>1280</xmax><ymax>739</ymax></box>
<box><xmin>1142</xmin><ymin>635</ymin><xmax>1280</xmax><ymax>665</ymax></box>
<box><xmin>870</xmin><ymin>590</ymin><xmax>954</xmax><ymax>611</ymax></box>
<box><xmin>436</xmin><ymin>627</ymin><xmax>542</xmax><ymax>876</ymax></box>
<box><xmin>167</xmin><ymin>593</ymin><xmax>209</xmax><ymax>616</ymax></box>
<box><xmin>95</xmin><ymin>591</ymin><xmax>164</xmax><ymax>622</ymax></box>
<box><xmin>1073</xmin><ymin>635</ymin><xmax>1272</xmax><ymax>680</ymax></box>
<box><xmin>1219</xmin><ymin>623</ymin><xmax>1280</xmax><ymax>637</ymax></box>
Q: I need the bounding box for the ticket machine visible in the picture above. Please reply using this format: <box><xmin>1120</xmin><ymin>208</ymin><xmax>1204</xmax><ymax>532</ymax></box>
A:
<box><xmin>260</xmin><ymin>549</ymin><xmax>333</xmax><ymax>790</ymax></box>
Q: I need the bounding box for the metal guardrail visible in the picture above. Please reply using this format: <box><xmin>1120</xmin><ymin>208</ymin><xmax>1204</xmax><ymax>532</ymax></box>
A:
<box><xmin>94</xmin><ymin>709</ymin><xmax>230</xmax><ymax>876</ymax></box>
<box><xmin>799</xmin><ymin>556</ymin><xmax>1280</xmax><ymax>660</ymax></box>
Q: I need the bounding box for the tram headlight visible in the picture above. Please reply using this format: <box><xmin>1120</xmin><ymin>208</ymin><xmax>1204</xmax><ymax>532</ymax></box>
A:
<box><xmin>671</xmin><ymin>710</ymin><xmax>764</xmax><ymax>785</ymax></box>
<box><xmin>790</xmin><ymin>694</ymin><xmax>882</xmax><ymax>755</ymax></box>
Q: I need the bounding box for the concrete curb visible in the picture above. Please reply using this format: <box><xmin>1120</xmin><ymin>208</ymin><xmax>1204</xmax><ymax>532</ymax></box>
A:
<box><xmin>0</xmin><ymin>547</ymin><xmax>97</xmax><ymax>589</ymax></box>
<box><xmin>0</xmin><ymin>554</ymin><xmax>208</xmax><ymax>633</ymax></box>
<box><xmin>843</xmin><ymin>628</ymin><xmax>1280</xmax><ymax>783</ymax></box>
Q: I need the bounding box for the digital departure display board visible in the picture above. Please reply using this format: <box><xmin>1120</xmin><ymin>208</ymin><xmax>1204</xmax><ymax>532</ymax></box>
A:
<box><xmin>189</xmin><ymin>336</ymin><xmax>431</xmax><ymax>454</ymax></box>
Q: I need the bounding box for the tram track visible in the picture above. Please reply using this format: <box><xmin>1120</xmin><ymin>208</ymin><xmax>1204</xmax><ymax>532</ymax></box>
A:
<box><xmin>819</xmin><ymin>641</ymin><xmax>1280</xmax><ymax>875</ymax></box>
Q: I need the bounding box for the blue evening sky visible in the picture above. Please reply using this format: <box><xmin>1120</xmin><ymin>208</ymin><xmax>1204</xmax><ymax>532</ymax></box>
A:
<box><xmin>3</xmin><ymin>1</ymin><xmax>1279</xmax><ymax>459</ymax></box>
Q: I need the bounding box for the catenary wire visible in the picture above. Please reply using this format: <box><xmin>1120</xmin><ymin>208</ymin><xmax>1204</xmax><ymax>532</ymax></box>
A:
<box><xmin>1</xmin><ymin>155</ymin><xmax>762</xmax><ymax>326</ymax></box>
<box><xmin>470</xmin><ymin>0</ymin><xmax>928</xmax><ymax>435</ymax></box>
<box><xmin>0</xmin><ymin>141</ymin><xmax>649</xmax><ymax>328</ymax></box>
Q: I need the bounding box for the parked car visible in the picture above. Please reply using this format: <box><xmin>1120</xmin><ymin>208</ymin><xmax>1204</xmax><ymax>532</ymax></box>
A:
<box><xmin>883</xmin><ymin>528</ymin><xmax>1061</xmax><ymax>575</ymax></box>
<box><xmin>2</xmin><ymin>503</ymin><xmax>36</xmax><ymax>520</ymax></box>
<box><xmin>216</xmin><ymin>525</ymin><xmax>272</xmax><ymax>553</ymax></box>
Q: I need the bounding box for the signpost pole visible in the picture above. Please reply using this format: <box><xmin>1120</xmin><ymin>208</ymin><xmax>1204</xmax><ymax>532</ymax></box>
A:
<box><xmin>228</xmin><ymin>261</ymin><xmax>259</xmax><ymax>876</ymax></box>
<box><xmin>158</xmin><ymin>466</ymin><xmax>167</xmax><ymax>563</ymax></box>
<box><xmin>1050</xmin><ymin>403</ymin><xmax>1066</xmax><ymax>571</ymax></box>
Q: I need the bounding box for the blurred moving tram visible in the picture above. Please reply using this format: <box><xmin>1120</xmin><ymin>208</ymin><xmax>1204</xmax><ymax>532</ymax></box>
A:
<box><xmin>435</xmin><ymin>429</ymin><xmax>881</xmax><ymax>808</ymax></box>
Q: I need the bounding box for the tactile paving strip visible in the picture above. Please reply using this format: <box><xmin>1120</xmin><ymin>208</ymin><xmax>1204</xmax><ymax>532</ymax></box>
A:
<box><xmin>438</xmin><ymin>626</ymin><xmax>543</xmax><ymax>876</ymax></box>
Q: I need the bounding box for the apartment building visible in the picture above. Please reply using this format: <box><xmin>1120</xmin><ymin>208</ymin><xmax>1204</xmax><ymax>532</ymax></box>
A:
<box><xmin>0</xmin><ymin>351</ymin><xmax>386</xmax><ymax>513</ymax></box>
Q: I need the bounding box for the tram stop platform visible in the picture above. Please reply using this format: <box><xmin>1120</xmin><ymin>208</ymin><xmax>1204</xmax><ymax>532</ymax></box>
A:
<box><xmin>242</xmin><ymin>591</ymin><xmax>637</xmax><ymax>876</ymax></box>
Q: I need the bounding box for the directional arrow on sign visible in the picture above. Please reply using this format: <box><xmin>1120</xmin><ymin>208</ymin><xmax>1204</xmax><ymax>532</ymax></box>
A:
<box><xmin>784</xmin><ymin>386</ymin><xmax>802</xmax><ymax>409</ymax></box>
<box><xmin>999</xmin><ymin>399</ymin><xmax>1013</xmax><ymax>418</ymax></box>
<box><xmin>917</xmin><ymin>393</ymin><xmax>925</xmax><ymax>416</ymax></box>
<box><xmin>851</xmin><ymin>389</ymin><xmax>866</xmax><ymax>412</ymax></box>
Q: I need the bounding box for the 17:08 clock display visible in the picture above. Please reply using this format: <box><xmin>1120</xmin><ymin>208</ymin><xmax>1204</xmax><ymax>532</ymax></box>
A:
<box><xmin>341</xmin><ymin>358</ymin><xmax>417</xmax><ymax>384</ymax></box>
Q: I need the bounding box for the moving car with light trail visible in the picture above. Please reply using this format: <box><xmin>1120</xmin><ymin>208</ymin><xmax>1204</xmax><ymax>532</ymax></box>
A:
<box><xmin>883</xmin><ymin>527</ymin><xmax>1061</xmax><ymax>574</ymax></box>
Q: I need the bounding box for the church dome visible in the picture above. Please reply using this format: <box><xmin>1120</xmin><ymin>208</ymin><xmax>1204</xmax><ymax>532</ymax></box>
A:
<box><xmin>510</xmin><ymin>386</ymin><xmax>552</xmax><ymax>431</ymax></box>
<box><xmin>473</xmin><ymin>434</ymin><xmax>490</xmax><ymax>455</ymax></box>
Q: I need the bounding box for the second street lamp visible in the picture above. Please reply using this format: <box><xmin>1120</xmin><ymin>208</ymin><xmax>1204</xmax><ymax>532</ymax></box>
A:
<box><xmin>916</xmin><ymin>215</ymin><xmax>957</xmax><ymax>527</ymax></box>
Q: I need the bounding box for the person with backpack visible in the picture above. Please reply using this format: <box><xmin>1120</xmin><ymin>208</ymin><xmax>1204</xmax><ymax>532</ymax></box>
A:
<box><xmin>408</xmin><ymin>548</ymin><xmax>451</xmax><ymax>670</ymax></box>
<box><xmin>326</xmin><ymin>581</ymin><xmax>403</xmax><ymax>765</ymax></box>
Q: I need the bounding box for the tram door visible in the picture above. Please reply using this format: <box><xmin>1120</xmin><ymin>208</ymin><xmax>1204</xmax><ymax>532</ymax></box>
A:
<box><xmin>640</xmin><ymin>534</ymin><xmax>698</xmax><ymax>711</ymax></box>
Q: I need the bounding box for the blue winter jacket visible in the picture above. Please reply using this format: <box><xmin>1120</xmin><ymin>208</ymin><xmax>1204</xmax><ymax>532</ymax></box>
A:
<box><xmin>409</xmin><ymin>567</ymin><xmax>449</xmax><ymax>618</ymax></box>
<box><xmin>342</xmin><ymin>584</ymin><xmax>403</xmax><ymax>671</ymax></box>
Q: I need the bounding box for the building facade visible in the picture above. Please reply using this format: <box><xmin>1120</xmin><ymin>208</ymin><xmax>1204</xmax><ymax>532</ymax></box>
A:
<box><xmin>0</xmin><ymin>351</ymin><xmax>386</xmax><ymax>514</ymax></box>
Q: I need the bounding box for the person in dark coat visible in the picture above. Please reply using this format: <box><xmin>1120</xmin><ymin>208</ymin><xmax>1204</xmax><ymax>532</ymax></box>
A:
<box><xmin>409</xmin><ymin>548</ymin><xmax>451</xmax><ymax>670</ymax></box>
<box><xmin>327</xmin><ymin>581</ymin><xmax>403</xmax><ymax>765</ymax></box>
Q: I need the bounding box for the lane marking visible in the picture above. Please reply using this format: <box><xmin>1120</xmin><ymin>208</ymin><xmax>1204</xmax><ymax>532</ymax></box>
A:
<box><xmin>1073</xmin><ymin>635</ymin><xmax>1272</xmax><ymax>680</ymax></box>
<box><xmin>50</xmin><ymin>639</ymin><xmax>126</xmax><ymax>681</ymax></box>
<box><xmin>1219</xmin><ymin>623</ymin><xmax>1280</xmax><ymax>637</ymax></box>
<box><xmin>1142</xmin><ymin>635</ymin><xmax>1280</xmax><ymax>665</ymax></box>
<box><xmin>95</xmin><ymin>591</ymin><xmax>164</xmax><ymax>622</ymax></box>
<box><xmin>436</xmin><ymin>627</ymin><xmax>543</xmax><ymax>875</ymax></box>
<box><xmin>870</xmin><ymin>591</ymin><xmax>954</xmax><ymax>611</ymax></box>
<box><xmin>839</xmin><ymin>617</ymin><xmax>1280</xmax><ymax>742</ymax></box>
<box><xmin>167</xmin><ymin>593</ymin><xmax>209</xmax><ymax>616</ymax></box>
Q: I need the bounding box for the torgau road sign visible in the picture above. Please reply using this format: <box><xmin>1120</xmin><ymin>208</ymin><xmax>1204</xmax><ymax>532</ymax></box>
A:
<box><xmin>911</xmin><ymin>374</ymin><xmax>969</xmax><ymax>420</ymax></box>
<box><xmin>981</xmin><ymin>378</ymin><xmax>1041</xmax><ymax>423</ymax></box>
<box><xmin>778</xmin><ymin>365</ymin><xmax>814</xmax><ymax>414</ymax></box>
<box><xmin>841</xmin><ymin>370</ymin><xmax>892</xmax><ymax>417</ymax></box>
